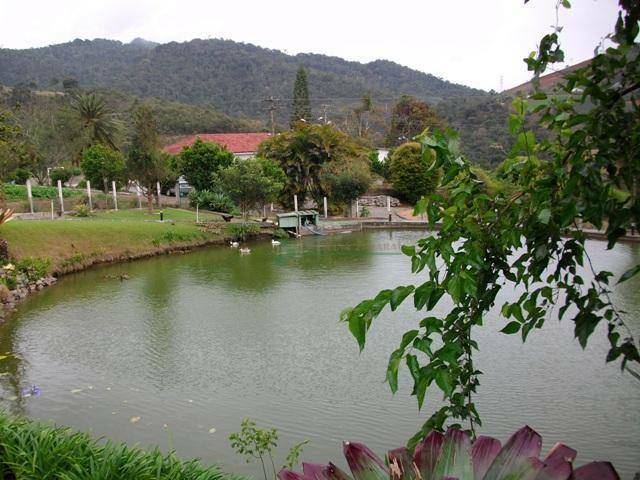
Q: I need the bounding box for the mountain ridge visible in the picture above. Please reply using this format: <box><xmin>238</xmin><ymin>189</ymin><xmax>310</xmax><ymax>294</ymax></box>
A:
<box><xmin>0</xmin><ymin>37</ymin><xmax>486</xmax><ymax>123</ymax></box>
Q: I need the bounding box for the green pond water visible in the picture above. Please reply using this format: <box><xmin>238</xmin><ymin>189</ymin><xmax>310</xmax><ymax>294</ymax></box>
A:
<box><xmin>1</xmin><ymin>230</ymin><xmax>639</xmax><ymax>478</ymax></box>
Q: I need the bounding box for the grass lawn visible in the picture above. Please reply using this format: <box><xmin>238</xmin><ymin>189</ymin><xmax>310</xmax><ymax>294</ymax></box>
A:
<box><xmin>92</xmin><ymin>207</ymin><xmax>222</xmax><ymax>223</ymax></box>
<box><xmin>1</xmin><ymin>208</ymin><xmax>227</xmax><ymax>273</ymax></box>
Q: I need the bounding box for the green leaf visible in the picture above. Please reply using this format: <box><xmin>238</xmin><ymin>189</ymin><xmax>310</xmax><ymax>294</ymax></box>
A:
<box><xmin>561</xmin><ymin>0</ymin><xmax>571</xmax><ymax>8</ymax></box>
<box><xmin>501</xmin><ymin>321</ymin><xmax>521</xmax><ymax>334</ymax></box>
<box><xmin>390</xmin><ymin>285</ymin><xmax>415</xmax><ymax>311</ymax></box>
<box><xmin>401</xmin><ymin>244</ymin><xmax>416</xmax><ymax>257</ymax></box>
<box><xmin>538</xmin><ymin>208</ymin><xmax>551</xmax><ymax>224</ymax></box>
<box><xmin>617</xmin><ymin>265</ymin><xmax>640</xmax><ymax>284</ymax></box>
<box><xmin>434</xmin><ymin>369</ymin><xmax>453</xmax><ymax>397</ymax></box>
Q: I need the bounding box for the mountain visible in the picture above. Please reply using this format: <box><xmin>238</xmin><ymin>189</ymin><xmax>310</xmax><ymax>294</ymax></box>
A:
<box><xmin>0</xmin><ymin>38</ymin><xmax>485</xmax><ymax>124</ymax></box>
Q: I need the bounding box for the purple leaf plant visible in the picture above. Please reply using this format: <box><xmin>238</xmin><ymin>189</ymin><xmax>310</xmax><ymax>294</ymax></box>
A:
<box><xmin>278</xmin><ymin>426</ymin><xmax>618</xmax><ymax>480</ymax></box>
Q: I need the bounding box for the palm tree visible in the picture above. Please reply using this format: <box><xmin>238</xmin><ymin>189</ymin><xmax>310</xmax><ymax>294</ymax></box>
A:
<box><xmin>71</xmin><ymin>93</ymin><xmax>119</xmax><ymax>150</ymax></box>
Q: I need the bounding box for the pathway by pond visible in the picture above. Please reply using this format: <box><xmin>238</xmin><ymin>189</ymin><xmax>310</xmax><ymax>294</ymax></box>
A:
<box><xmin>0</xmin><ymin>231</ymin><xmax>639</xmax><ymax>478</ymax></box>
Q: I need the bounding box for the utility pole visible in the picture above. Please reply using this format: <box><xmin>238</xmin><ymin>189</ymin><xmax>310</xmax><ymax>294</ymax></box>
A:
<box><xmin>321</xmin><ymin>104</ymin><xmax>330</xmax><ymax>124</ymax></box>
<box><xmin>263</xmin><ymin>96</ymin><xmax>279</xmax><ymax>134</ymax></box>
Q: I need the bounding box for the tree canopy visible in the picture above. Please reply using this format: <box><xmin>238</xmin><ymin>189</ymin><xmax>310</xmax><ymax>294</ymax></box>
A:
<box><xmin>258</xmin><ymin>123</ymin><xmax>370</xmax><ymax>208</ymax></box>
<box><xmin>177</xmin><ymin>139</ymin><xmax>234</xmax><ymax>192</ymax></box>
<box><xmin>290</xmin><ymin>67</ymin><xmax>312</xmax><ymax>126</ymax></box>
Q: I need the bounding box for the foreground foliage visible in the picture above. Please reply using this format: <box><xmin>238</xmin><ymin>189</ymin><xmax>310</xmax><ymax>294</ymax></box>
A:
<box><xmin>342</xmin><ymin>0</ymin><xmax>639</xmax><ymax>444</ymax></box>
<box><xmin>0</xmin><ymin>413</ymin><xmax>247</xmax><ymax>480</ymax></box>
<box><xmin>279</xmin><ymin>425</ymin><xmax>618</xmax><ymax>480</ymax></box>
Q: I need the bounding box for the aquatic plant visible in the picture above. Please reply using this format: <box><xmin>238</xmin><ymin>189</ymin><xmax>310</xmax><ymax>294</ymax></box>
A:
<box><xmin>278</xmin><ymin>426</ymin><xmax>618</xmax><ymax>480</ymax></box>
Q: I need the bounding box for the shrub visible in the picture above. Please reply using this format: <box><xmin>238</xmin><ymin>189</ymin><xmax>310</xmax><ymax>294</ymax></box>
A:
<box><xmin>49</xmin><ymin>168</ymin><xmax>73</xmax><ymax>186</ymax></box>
<box><xmin>227</xmin><ymin>223</ymin><xmax>261</xmax><ymax>241</ymax></box>
<box><xmin>8</xmin><ymin>168</ymin><xmax>31</xmax><ymax>184</ymax></box>
<box><xmin>74</xmin><ymin>204</ymin><xmax>91</xmax><ymax>217</ymax></box>
<box><xmin>388</xmin><ymin>142</ymin><xmax>440</xmax><ymax>204</ymax></box>
<box><xmin>81</xmin><ymin>144</ymin><xmax>126</xmax><ymax>192</ymax></box>
<box><xmin>15</xmin><ymin>257</ymin><xmax>51</xmax><ymax>281</ymax></box>
<box><xmin>188</xmin><ymin>190</ymin><xmax>236</xmax><ymax>213</ymax></box>
<box><xmin>369</xmin><ymin>150</ymin><xmax>389</xmax><ymax>179</ymax></box>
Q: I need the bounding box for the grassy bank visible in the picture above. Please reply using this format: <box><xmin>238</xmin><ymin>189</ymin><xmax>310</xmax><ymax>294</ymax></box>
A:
<box><xmin>1</xmin><ymin>208</ymin><xmax>229</xmax><ymax>274</ymax></box>
<box><xmin>0</xmin><ymin>412</ymin><xmax>246</xmax><ymax>480</ymax></box>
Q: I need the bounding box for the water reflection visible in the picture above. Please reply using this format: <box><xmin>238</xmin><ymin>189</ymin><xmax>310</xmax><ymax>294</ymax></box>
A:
<box><xmin>0</xmin><ymin>231</ymin><xmax>638</xmax><ymax>478</ymax></box>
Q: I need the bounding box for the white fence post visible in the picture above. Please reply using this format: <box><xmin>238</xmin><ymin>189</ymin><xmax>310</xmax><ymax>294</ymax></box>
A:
<box><xmin>156</xmin><ymin>182</ymin><xmax>162</xmax><ymax>208</ymax></box>
<box><xmin>57</xmin><ymin>180</ymin><xmax>64</xmax><ymax>215</ymax></box>
<box><xmin>26</xmin><ymin>179</ymin><xmax>34</xmax><ymax>214</ymax></box>
<box><xmin>50</xmin><ymin>200</ymin><xmax>54</xmax><ymax>220</ymax></box>
<box><xmin>293</xmin><ymin>194</ymin><xmax>298</xmax><ymax>212</ymax></box>
<box><xmin>87</xmin><ymin>180</ymin><xmax>92</xmax><ymax>211</ymax></box>
<box><xmin>323</xmin><ymin>196</ymin><xmax>328</xmax><ymax>219</ymax></box>
<box><xmin>112</xmin><ymin>181</ymin><xmax>118</xmax><ymax>211</ymax></box>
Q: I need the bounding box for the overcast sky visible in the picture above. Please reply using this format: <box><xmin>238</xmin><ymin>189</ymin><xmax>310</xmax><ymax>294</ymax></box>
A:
<box><xmin>0</xmin><ymin>0</ymin><xmax>618</xmax><ymax>91</ymax></box>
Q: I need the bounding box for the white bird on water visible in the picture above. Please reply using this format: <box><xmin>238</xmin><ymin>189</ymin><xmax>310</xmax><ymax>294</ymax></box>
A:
<box><xmin>230</xmin><ymin>241</ymin><xmax>239</xmax><ymax>248</ymax></box>
<box><xmin>271</xmin><ymin>239</ymin><xmax>281</xmax><ymax>246</ymax></box>
<box><xmin>239</xmin><ymin>247</ymin><xmax>251</xmax><ymax>254</ymax></box>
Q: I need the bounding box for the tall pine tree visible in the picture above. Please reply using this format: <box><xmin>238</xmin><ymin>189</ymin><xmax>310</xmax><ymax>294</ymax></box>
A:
<box><xmin>290</xmin><ymin>67</ymin><xmax>312</xmax><ymax>127</ymax></box>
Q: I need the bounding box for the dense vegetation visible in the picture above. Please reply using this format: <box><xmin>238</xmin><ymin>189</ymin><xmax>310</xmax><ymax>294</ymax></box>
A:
<box><xmin>0</xmin><ymin>38</ymin><xmax>483</xmax><ymax>123</ymax></box>
<box><xmin>0</xmin><ymin>412</ymin><xmax>247</xmax><ymax>480</ymax></box>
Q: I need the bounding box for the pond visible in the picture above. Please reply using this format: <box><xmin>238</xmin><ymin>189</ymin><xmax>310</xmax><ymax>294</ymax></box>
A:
<box><xmin>1</xmin><ymin>230</ymin><xmax>639</xmax><ymax>478</ymax></box>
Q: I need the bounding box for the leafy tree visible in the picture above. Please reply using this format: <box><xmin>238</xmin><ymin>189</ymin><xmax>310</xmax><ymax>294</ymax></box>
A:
<box><xmin>388</xmin><ymin>142</ymin><xmax>440</xmax><ymax>204</ymax></box>
<box><xmin>8</xmin><ymin>83</ymin><xmax>34</xmax><ymax>108</ymax></box>
<box><xmin>71</xmin><ymin>93</ymin><xmax>120</xmax><ymax>154</ymax></box>
<box><xmin>258</xmin><ymin>123</ymin><xmax>369</xmax><ymax>208</ymax></box>
<box><xmin>127</xmin><ymin>105</ymin><xmax>171</xmax><ymax>212</ymax></box>
<box><xmin>215</xmin><ymin>158</ymin><xmax>284</xmax><ymax>219</ymax></box>
<box><xmin>178</xmin><ymin>139</ymin><xmax>234</xmax><ymax>192</ymax></box>
<box><xmin>385</xmin><ymin>95</ymin><xmax>445</xmax><ymax>147</ymax></box>
<box><xmin>62</xmin><ymin>77</ymin><xmax>79</xmax><ymax>93</ymax></box>
<box><xmin>354</xmin><ymin>93</ymin><xmax>374</xmax><ymax>138</ymax></box>
<box><xmin>188</xmin><ymin>190</ymin><xmax>236</xmax><ymax>214</ymax></box>
<box><xmin>321</xmin><ymin>166</ymin><xmax>372</xmax><ymax>215</ymax></box>
<box><xmin>342</xmin><ymin>0</ymin><xmax>640</xmax><ymax>446</ymax></box>
<box><xmin>81</xmin><ymin>144</ymin><xmax>126</xmax><ymax>193</ymax></box>
<box><xmin>290</xmin><ymin>67</ymin><xmax>312</xmax><ymax>126</ymax></box>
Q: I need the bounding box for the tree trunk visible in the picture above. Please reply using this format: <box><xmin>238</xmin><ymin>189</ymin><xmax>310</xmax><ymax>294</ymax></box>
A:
<box><xmin>146</xmin><ymin>188</ymin><xmax>154</xmax><ymax>214</ymax></box>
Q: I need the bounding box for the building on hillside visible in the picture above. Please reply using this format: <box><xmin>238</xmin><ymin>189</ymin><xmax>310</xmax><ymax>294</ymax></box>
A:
<box><xmin>502</xmin><ymin>59</ymin><xmax>591</xmax><ymax>96</ymax></box>
<box><xmin>163</xmin><ymin>132</ymin><xmax>271</xmax><ymax>159</ymax></box>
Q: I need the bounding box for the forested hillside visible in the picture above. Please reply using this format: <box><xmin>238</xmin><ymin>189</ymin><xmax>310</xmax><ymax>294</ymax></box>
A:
<box><xmin>0</xmin><ymin>38</ymin><xmax>484</xmax><ymax>123</ymax></box>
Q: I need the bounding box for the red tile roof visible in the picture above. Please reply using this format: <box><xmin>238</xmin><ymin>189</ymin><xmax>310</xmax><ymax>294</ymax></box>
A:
<box><xmin>503</xmin><ymin>58</ymin><xmax>592</xmax><ymax>95</ymax></box>
<box><xmin>163</xmin><ymin>132</ymin><xmax>271</xmax><ymax>155</ymax></box>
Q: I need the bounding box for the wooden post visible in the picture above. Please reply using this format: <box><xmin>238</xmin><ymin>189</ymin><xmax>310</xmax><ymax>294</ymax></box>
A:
<box><xmin>26</xmin><ymin>179</ymin><xmax>34</xmax><ymax>214</ymax></box>
<box><xmin>50</xmin><ymin>200</ymin><xmax>54</xmax><ymax>220</ymax></box>
<box><xmin>112</xmin><ymin>181</ymin><xmax>118</xmax><ymax>211</ymax></box>
<box><xmin>387</xmin><ymin>195</ymin><xmax>391</xmax><ymax>222</ymax></box>
<box><xmin>293</xmin><ymin>194</ymin><xmax>298</xmax><ymax>212</ymax></box>
<box><xmin>175</xmin><ymin>182</ymin><xmax>181</xmax><ymax>207</ymax></box>
<box><xmin>87</xmin><ymin>180</ymin><xmax>92</xmax><ymax>211</ymax></box>
<box><xmin>57</xmin><ymin>180</ymin><xmax>64</xmax><ymax>215</ymax></box>
<box><xmin>270</xmin><ymin>203</ymin><xmax>274</xmax><ymax>213</ymax></box>
<box><xmin>196</xmin><ymin>203</ymin><xmax>199</xmax><ymax>223</ymax></box>
<box><xmin>323</xmin><ymin>196</ymin><xmax>328</xmax><ymax>218</ymax></box>
<box><xmin>156</xmin><ymin>182</ymin><xmax>162</xmax><ymax>208</ymax></box>
<box><xmin>355</xmin><ymin>199</ymin><xmax>359</xmax><ymax>218</ymax></box>
<box><xmin>136</xmin><ymin>185</ymin><xmax>142</xmax><ymax>209</ymax></box>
